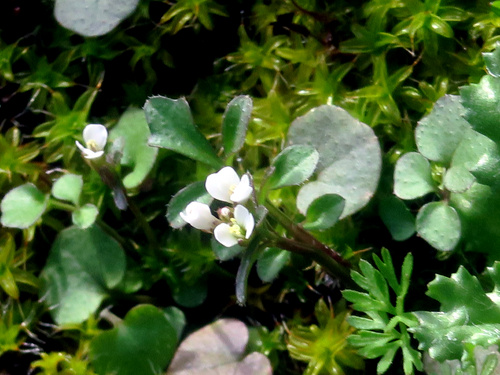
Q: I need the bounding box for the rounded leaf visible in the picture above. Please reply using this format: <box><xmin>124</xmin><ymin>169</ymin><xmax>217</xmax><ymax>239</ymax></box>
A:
<box><xmin>378</xmin><ymin>195</ymin><xmax>416</xmax><ymax>241</ymax></box>
<box><xmin>90</xmin><ymin>305</ymin><xmax>177</xmax><ymax>375</ymax></box>
<box><xmin>109</xmin><ymin>108</ymin><xmax>158</xmax><ymax>189</ymax></box>
<box><xmin>443</xmin><ymin>166</ymin><xmax>474</xmax><ymax>193</ymax></box>
<box><xmin>40</xmin><ymin>225</ymin><xmax>126</xmax><ymax>324</ymax></box>
<box><xmin>394</xmin><ymin>152</ymin><xmax>436</xmax><ymax>200</ymax></box>
<box><xmin>256</xmin><ymin>247</ymin><xmax>291</xmax><ymax>282</ymax></box>
<box><xmin>1</xmin><ymin>184</ymin><xmax>48</xmax><ymax>229</ymax></box>
<box><xmin>416</xmin><ymin>202</ymin><xmax>461</xmax><ymax>251</ymax></box>
<box><xmin>288</xmin><ymin>105</ymin><xmax>381</xmax><ymax>219</ymax></box>
<box><xmin>415</xmin><ymin>95</ymin><xmax>471</xmax><ymax>163</ymax></box>
<box><xmin>55</xmin><ymin>0</ymin><xmax>139</xmax><ymax>37</ymax></box>
<box><xmin>72</xmin><ymin>204</ymin><xmax>99</xmax><ymax>229</ymax></box>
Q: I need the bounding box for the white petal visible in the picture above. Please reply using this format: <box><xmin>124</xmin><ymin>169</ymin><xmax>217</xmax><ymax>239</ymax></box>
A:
<box><xmin>180</xmin><ymin>202</ymin><xmax>218</xmax><ymax>231</ymax></box>
<box><xmin>75</xmin><ymin>141</ymin><xmax>87</xmax><ymax>153</ymax></box>
<box><xmin>230</xmin><ymin>174</ymin><xmax>253</xmax><ymax>203</ymax></box>
<box><xmin>83</xmin><ymin>124</ymin><xmax>108</xmax><ymax>151</ymax></box>
<box><xmin>234</xmin><ymin>205</ymin><xmax>254</xmax><ymax>238</ymax></box>
<box><xmin>214</xmin><ymin>223</ymin><xmax>238</xmax><ymax>247</ymax></box>
<box><xmin>83</xmin><ymin>150</ymin><xmax>105</xmax><ymax>159</ymax></box>
<box><xmin>205</xmin><ymin>167</ymin><xmax>240</xmax><ymax>203</ymax></box>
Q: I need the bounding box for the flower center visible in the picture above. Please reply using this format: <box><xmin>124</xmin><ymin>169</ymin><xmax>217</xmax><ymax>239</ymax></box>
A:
<box><xmin>229</xmin><ymin>183</ymin><xmax>237</xmax><ymax>194</ymax></box>
<box><xmin>229</xmin><ymin>218</ymin><xmax>245</xmax><ymax>239</ymax></box>
<box><xmin>86</xmin><ymin>139</ymin><xmax>99</xmax><ymax>152</ymax></box>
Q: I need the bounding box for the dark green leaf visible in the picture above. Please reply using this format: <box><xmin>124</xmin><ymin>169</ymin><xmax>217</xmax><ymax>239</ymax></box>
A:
<box><xmin>90</xmin><ymin>305</ymin><xmax>177</xmax><ymax>375</ymax></box>
<box><xmin>222</xmin><ymin>96</ymin><xmax>252</xmax><ymax>156</ymax></box>
<box><xmin>167</xmin><ymin>181</ymin><xmax>213</xmax><ymax>229</ymax></box>
<box><xmin>378</xmin><ymin>195</ymin><xmax>416</xmax><ymax>241</ymax></box>
<box><xmin>40</xmin><ymin>225</ymin><xmax>126</xmax><ymax>324</ymax></box>
<box><xmin>256</xmin><ymin>247</ymin><xmax>290</xmax><ymax>282</ymax></box>
<box><xmin>145</xmin><ymin>96</ymin><xmax>223</xmax><ymax>169</ymax></box>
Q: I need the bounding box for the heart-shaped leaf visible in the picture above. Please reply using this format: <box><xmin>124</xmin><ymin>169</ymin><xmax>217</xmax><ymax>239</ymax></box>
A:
<box><xmin>109</xmin><ymin>108</ymin><xmax>158</xmax><ymax>189</ymax></box>
<box><xmin>54</xmin><ymin>0</ymin><xmax>140</xmax><ymax>37</ymax></box>
<box><xmin>288</xmin><ymin>105</ymin><xmax>381</xmax><ymax>219</ymax></box>
<box><xmin>40</xmin><ymin>225</ymin><xmax>126</xmax><ymax>325</ymax></box>
<box><xmin>167</xmin><ymin>318</ymin><xmax>272</xmax><ymax>375</ymax></box>
<box><xmin>144</xmin><ymin>96</ymin><xmax>223</xmax><ymax>169</ymax></box>
<box><xmin>90</xmin><ymin>305</ymin><xmax>177</xmax><ymax>375</ymax></box>
<box><xmin>1</xmin><ymin>184</ymin><xmax>48</xmax><ymax>229</ymax></box>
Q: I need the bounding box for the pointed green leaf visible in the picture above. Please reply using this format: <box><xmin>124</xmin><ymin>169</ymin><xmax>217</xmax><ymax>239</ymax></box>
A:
<box><xmin>303</xmin><ymin>194</ymin><xmax>345</xmax><ymax>230</ymax></box>
<box><xmin>52</xmin><ymin>174</ymin><xmax>83</xmax><ymax>205</ymax></box>
<box><xmin>394</xmin><ymin>152</ymin><xmax>436</xmax><ymax>200</ymax></box>
<box><xmin>236</xmin><ymin>237</ymin><xmax>262</xmax><ymax>305</ymax></box>
<box><xmin>90</xmin><ymin>305</ymin><xmax>177</xmax><ymax>375</ymax></box>
<box><xmin>144</xmin><ymin>96</ymin><xmax>223</xmax><ymax>169</ymax></box>
<box><xmin>40</xmin><ymin>225</ymin><xmax>126</xmax><ymax>325</ymax></box>
<box><xmin>1</xmin><ymin>184</ymin><xmax>48</xmax><ymax>229</ymax></box>
<box><xmin>222</xmin><ymin>96</ymin><xmax>253</xmax><ymax>156</ymax></box>
<box><xmin>416</xmin><ymin>202</ymin><xmax>461</xmax><ymax>251</ymax></box>
<box><xmin>267</xmin><ymin>145</ymin><xmax>319</xmax><ymax>190</ymax></box>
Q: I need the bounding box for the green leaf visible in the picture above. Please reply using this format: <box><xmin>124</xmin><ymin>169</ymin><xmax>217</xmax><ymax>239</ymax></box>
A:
<box><xmin>167</xmin><ymin>181</ymin><xmax>213</xmax><ymax>229</ymax></box>
<box><xmin>144</xmin><ymin>96</ymin><xmax>223</xmax><ymax>169</ymax></box>
<box><xmin>222</xmin><ymin>96</ymin><xmax>253</xmax><ymax>156</ymax></box>
<box><xmin>378</xmin><ymin>196</ymin><xmax>416</xmax><ymax>241</ymax></box>
<box><xmin>256</xmin><ymin>247</ymin><xmax>290</xmax><ymax>282</ymax></box>
<box><xmin>72</xmin><ymin>204</ymin><xmax>99</xmax><ymax>229</ymax></box>
<box><xmin>109</xmin><ymin>108</ymin><xmax>158</xmax><ymax>189</ymax></box>
<box><xmin>287</xmin><ymin>105</ymin><xmax>381</xmax><ymax>219</ymax></box>
<box><xmin>40</xmin><ymin>225</ymin><xmax>126</xmax><ymax>325</ymax></box>
<box><xmin>90</xmin><ymin>305</ymin><xmax>177</xmax><ymax>375</ymax></box>
<box><xmin>1</xmin><ymin>184</ymin><xmax>49</xmax><ymax>229</ymax></box>
<box><xmin>54</xmin><ymin>0</ymin><xmax>140</xmax><ymax>37</ymax></box>
<box><xmin>163</xmin><ymin>307</ymin><xmax>186</xmax><ymax>342</ymax></box>
<box><xmin>443</xmin><ymin>166</ymin><xmax>474</xmax><ymax>193</ymax></box>
<box><xmin>167</xmin><ymin>318</ymin><xmax>271</xmax><ymax>375</ymax></box>
<box><xmin>394</xmin><ymin>152</ymin><xmax>436</xmax><ymax>200</ymax></box>
<box><xmin>415</xmin><ymin>95</ymin><xmax>471</xmax><ymax>164</ymax></box>
<box><xmin>267</xmin><ymin>145</ymin><xmax>319</xmax><ymax>190</ymax></box>
<box><xmin>412</xmin><ymin>265</ymin><xmax>500</xmax><ymax>363</ymax></box>
<box><xmin>416</xmin><ymin>202</ymin><xmax>461</xmax><ymax>251</ymax></box>
<box><xmin>302</xmin><ymin>194</ymin><xmax>345</xmax><ymax>231</ymax></box>
<box><xmin>52</xmin><ymin>174</ymin><xmax>83</xmax><ymax>205</ymax></box>
<box><xmin>483</xmin><ymin>48</ymin><xmax>500</xmax><ymax>78</ymax></box>
<box><xmin>460</xmin><ymin>75</ymin><xmax>500</xmax><ymax>145</ymax></box>
<box><xmin>428</xmin><ymin>14</ymin><xmax>453</xmax><ymax>38</ymax></box>
<box><xmin>236</xmin><ymin>237</ymin><xmax>262</xmax><ymax>305</ymax></box>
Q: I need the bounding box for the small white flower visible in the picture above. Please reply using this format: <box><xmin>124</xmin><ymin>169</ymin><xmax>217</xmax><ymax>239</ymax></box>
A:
<box><xmin>76</xmin><ymin>124</ymin><xmax>108</xmax><ymax>159</ymax></box>
<box><xmin>180</xmin><ymin>202</ymin><xmax>219</xmax><ymax>231</ymax></box>
<box><xmin>214</xmin><ymin>205</ymin><xmax>255</xmax><ymax>247</ymax></box>
<box><xmin>205</xmin><ymin>166</ymin><xmax>253</xmax><ymax>204</ymax></box>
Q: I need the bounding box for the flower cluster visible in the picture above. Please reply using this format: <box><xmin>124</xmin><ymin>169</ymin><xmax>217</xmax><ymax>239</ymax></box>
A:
<box><xmin>180</xmin><ymin>167</ymin><xmax>255</xmax><ymax>247</ymax></box>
